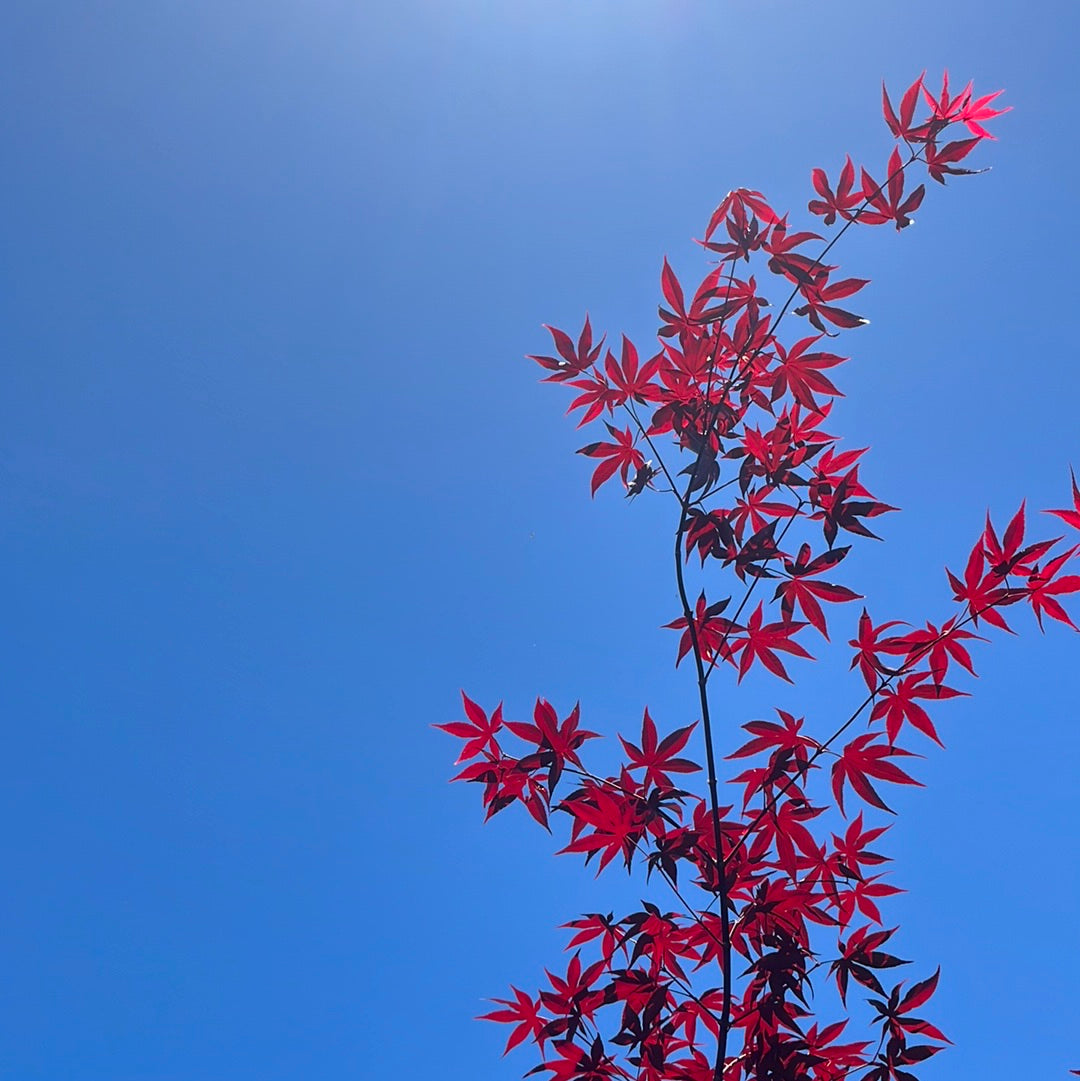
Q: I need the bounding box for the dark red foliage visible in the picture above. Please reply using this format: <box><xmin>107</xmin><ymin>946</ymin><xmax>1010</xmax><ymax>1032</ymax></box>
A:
<box><xmin>440</xmin><ymin>74</ymin><xmax>1076</xmax><ymax>1081</ymax></box>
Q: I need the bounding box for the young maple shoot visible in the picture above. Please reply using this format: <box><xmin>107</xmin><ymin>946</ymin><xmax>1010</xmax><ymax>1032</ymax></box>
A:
<box><xmin>438</xmin><ymin>73</ymin><xmax>1078</xmax><ymax>1081</ymax></box>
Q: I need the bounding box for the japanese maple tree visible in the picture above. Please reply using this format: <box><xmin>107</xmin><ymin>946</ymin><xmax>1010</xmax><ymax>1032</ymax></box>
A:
<box><xmin>438</xmin><ymin>73</ymin><xmax>1078</xmax><ymax>1081</ymax></box>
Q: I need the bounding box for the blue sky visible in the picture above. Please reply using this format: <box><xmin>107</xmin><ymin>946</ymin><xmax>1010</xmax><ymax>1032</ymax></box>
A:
<box><xmin>1</xmin><ymin>2</ymin><xmax>1078</xmax><ymax>1078</ymax></box>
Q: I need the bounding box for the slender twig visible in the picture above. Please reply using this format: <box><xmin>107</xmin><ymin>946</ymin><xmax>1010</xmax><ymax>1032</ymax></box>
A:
<box><xmin>673</xmin><ymin>496</ymin><xmax>734</xmax><ymax>1081</ymax></box>
<box><xmin>567</xmin><ymin>136</ymin><xmax>951</xmax><ymax>1079</ymax></box>
<box><xmin>664</xmin><ymin>142</ymin><xmax>939</xmax><ymax>1080</ymax></box>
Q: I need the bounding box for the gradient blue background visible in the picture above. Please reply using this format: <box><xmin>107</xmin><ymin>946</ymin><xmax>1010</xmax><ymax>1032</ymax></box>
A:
<box><xmin>1</xmin><ymin>2</ymin><xmax>1077</xmax><ymax>1078</ymax></box>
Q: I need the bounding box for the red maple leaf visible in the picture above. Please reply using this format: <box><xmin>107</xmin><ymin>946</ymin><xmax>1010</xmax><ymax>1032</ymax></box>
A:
<box><xmin>832</xmin><ymin>813</ymin><xmax>891</xmax><ymax>880</ymax></box>
<box><xmin>923</xmin><ymin>134</ymin><xmax>984</xmax><ymax>184</ymax></box>
<box><xmin>881</xmin><ymin>74</ymin><xmax>925</xmax><ymax>142</ymax></box>
<box><xmin>792</xmin><ymin>267</ymin><xmax>871</xmax><ymax>332</ymax></box>
<box><xmin>870</xmin><ymin>969</ymin><xmax>950</xmax><ymax>1045</ymax></box>
<box><xmin>775</xmin><ymin>542</ymin><xmax>862</xmax><ymax>639</ymax></box>
<box><xmin>859</xmin><ymin>148</ymin><xmax>926</xmax><ymax>229</ymax></box>
<box><xmin>954</xmin><ymin>86</ymin><xmax>1010</xmax><ymax>138</ymax></box>
<box><xmin>830</xmin><ymin>734</ymin><xmax>923</xmax><ymax>816</ymax></box>
<box><xmin>603</xmin><ymin>336</ymin><xmax>662</xmax><ymax>406</ymax></box>
<box><xmin>565</xmin><ymin>372</ymin><xmax>622</xmax><ymax>427</ymax></box>
<box><xmin>577</xmin><ymin>424</ymin><xmax>646</xmax><ymax>497</ymax></box>
<box><xmin>529</xmin><ymin>317</ymin><xmax>605</xmax><ymax>381</ymax></box>
<box><xmin>559</xmin><ymin>786</ymin><xmax>644</xmax><ymax>873</ymax></box>
<box><xmin>505</xmin><ymin>699</ymin><xmax>600</xmax><ymax>793</ymax></box>
<box><xmin>727</xmin><ymin>709</ymin><xmax>819</xmax><ymax>763</ymax></box>
<box><xmin>619</xmin><ymin>709</ymin><xmax>700</xmax><ymax>791</ymax></box>
<box><xmin>838</xmin><ymin>873</ymin><xmax>904</xmax><ymax>926</ymax></box>
<box><xmin>813</xmin><ymin>468</ymin><xmax>896</xmax><ymax>547</ymax></box>
<box><xmin>729</xmin><ymin>602</ymin><xmax>813</xmax><ymax>683</ymax></box>
<box><xmin>730</xmin><ymin>486</ymin><xmax>801</xmax><ymax>540</ymax></box>
<box><xmin>1026</xmin><ymin>547</ymin><xmax>1080</xmax><ymax>630</ymax></box>
<box><xmin>703</xmin><ymin>188</ymin><xmax>781</xmax><ymax>244</ymax></box>
<box><xmin>921</xmin><ymin>69</ymin><xmax>971</xmax><ymax>122</ymax></box>
<box><xmin>658</xmin><ymin>260</ymin><xmax>724</xmax><ymax>339</ymax></box>
<box><xmin>479</xmin><ymin>987</ymin><xmax>548</xmax><ymax>1054</ymax></box>
<box><xmin>434</xmin><ymin>691</ymin><xmax>504</xmax><ymax>762</ymax></box>
<box><xmin>849</xmin><ymin>609</ymin><xmax>907</xmax><ymax>689</ymax></box>
<box><xmin>561</xmin><ymin>913</ymin><xmax>624</xmax><ymax>964</ymax></box>
<box><xmin>764</xmin><ymin>219</ymin><xmax>824</xmax><ymax>283</ymax></box>
<box><xmin>758</xmin><ymin>796</ymin><xmax>825</xmax><ymax>876</ymax></box>
<box><xmin>887</xmin><ymin>617</ymin><xmax>983</xmax><ymax>685</ymax></box>
<box><xmin>946</xmin><ymin>537</ymin><xmax>1024</xmax><ymax>631</ymax></box>
<box><xmin>769</xmin><ymin>335</ymin><xmax>847</xmax><ymax>409</ymax></box>
<box><xmin>831</xmin><ymin>925</ymin><xmax>909</xmax><ymax>1004</ymax></box>
<box><xmin>869</xmin><ymin>674</ymin><xmax>966</xmax><ymax>746</ymax></box>
<box><xmin>809</xmin><ymin>156</ymin><xmax>861</xmax><ymax>225</ymax></box>
<box><xmin>664</xmin><ymin>592</ymin><xmax>740</xmax><ymax>667</ymax></box>
<box><xmin>700</xmin><ymin>195</ymin><xmax>771</xmax><ymax>261</ymax></box>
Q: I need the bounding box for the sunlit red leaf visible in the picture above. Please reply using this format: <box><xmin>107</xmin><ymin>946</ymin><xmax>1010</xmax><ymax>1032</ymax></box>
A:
<box><xmin>831</xmin><ymin>734</ymin><xmax>923</xmax><ymax>816</ymax></box>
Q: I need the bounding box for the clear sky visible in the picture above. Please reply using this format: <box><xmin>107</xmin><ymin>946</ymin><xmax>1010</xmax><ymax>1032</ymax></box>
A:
<box><xmin>1</xmin><ymin>2</ymin><xmax>1078</xmax><ymax>1078</ymax></box>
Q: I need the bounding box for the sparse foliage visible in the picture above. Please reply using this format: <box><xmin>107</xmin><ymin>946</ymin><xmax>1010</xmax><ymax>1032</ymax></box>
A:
<box><xmin>438</xmin><ymin>74</ymin><xmax>1077</xmax><ymax>1081</ymax></box>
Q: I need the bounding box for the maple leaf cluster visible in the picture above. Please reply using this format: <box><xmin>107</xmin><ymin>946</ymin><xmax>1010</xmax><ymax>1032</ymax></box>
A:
<box><xmin>440</xmin><ymin>73</ymin><xmax>1078</xmax><ymax>1081</ymax></box>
